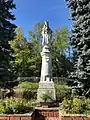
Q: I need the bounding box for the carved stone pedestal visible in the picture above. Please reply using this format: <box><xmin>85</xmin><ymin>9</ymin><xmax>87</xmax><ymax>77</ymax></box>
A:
<box><xmin>37</xmin><ymin>81</ymin><xmax>56</xmax><ymax>103</ymax></box>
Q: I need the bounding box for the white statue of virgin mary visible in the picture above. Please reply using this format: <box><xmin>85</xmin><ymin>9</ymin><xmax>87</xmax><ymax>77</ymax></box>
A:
<box><xmin>42</xmin><ymin>21</ymin><xmax>52</xmax><ymax>46</ymax></box>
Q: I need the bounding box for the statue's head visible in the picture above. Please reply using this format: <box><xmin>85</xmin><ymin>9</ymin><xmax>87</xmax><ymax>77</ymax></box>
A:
<box><xmin>44</xmin><ymin>21</ymin><xmax>49</xmax><ymax>27</ymax></box>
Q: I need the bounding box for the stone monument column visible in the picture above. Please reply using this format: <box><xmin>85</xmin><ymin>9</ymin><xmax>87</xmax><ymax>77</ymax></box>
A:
<box><xmin>37</xmin><ymin>21</ymin><xmax>56</xmax><ymax>103</ymax></box>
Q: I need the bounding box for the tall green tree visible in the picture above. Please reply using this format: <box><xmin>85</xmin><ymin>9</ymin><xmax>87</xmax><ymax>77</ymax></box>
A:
<box><xmin>0</xmin><ymin>0</ymin><xmax>17</xmax><ymax>90</ymax></box>
<box><xmin>52</xmin><ymin>27</ymin><xmax>72</xmax><ymax>77</ymax></box>
<box><xmin>28</xmin><ymin>22</ymin><xmax>43</xmax><ymax>76</ymax></box>
<box><xmin>9</xmin><ymin>27</ymin><xmax>34</xmax><ymax>77</ymax></box>
<box><xmin>53</xmin><ymin>27</ymin><xmax>69</xmax><ymax>54</ymax></box>
<box><xmin>66</xmin><ymin>0</ymin><xmax>90</xmax><ymax>92</ymax></box>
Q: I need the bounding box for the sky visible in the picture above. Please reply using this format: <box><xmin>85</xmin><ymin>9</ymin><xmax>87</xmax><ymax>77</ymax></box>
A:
<box><xmin>13</xmin><ymin>0</ymin><xmax>72</xmax><ymax>37</ymax></box>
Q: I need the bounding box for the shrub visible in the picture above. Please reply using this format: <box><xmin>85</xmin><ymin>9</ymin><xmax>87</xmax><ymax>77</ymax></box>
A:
<box><xmin>40</xmin><ymin>91</ymin><xmax>54</xmax><ymax>102</ymax></box>
<box><xmin>0</xmin><ymin>97</ymin><xmax>33</xmax><ymax>114</ymax></box>
<box><xmin>14</xmin><ymin>88</ymin><xmax>24</xmax><ymax>98</ymax></box>
<box><xmin>40</xmin><ymin>93</ymin><xmax>49</xmax><ymax>102</ymax></box>
<box><xmin>14</xmin><ymin>82</ymin><xmax>39</xmax><ymax>100</ymax></box>
<box><xmin>61</xmin><ymin>97</ymin><xmax>90</xmax><ymax>114</ymax></box>
<box><xmin>17</xmin><ymin>82</ymin><xmax>39</xmax><ymax>89</ymax></box>
<box><xmin>55</xmin><ymin>84</ymin><xmax>71</xmax><ymax>102</ymax></box>
<box><xmin>23</xmin><ymin>90</ymin><xmax>37</xmax><ymax>100</ymax></box>
<box><xmin>16</xmin><ymin>82</ymin><xmax>71</xmax><ymax>102</ymax></box>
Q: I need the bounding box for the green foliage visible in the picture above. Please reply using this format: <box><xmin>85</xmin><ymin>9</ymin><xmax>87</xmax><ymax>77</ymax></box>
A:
<box><xmin>0</xmin><ymin>0</ymin><xmax>17</xmax><ymax>90</ymax></box>
<box><xmin>0</xmin><ymin>66</ymin><xmax>18</xmax><ymax>90</ymax></box>
<box><xmin>9</xmin><ymin>27</ymin><xmax>36</xmax><ymax>77</ymax></box>
<box><xmin>15</xmin><ymin>82</ymin><xmax>39</xmax><ymax>99</ymax></box>
<box><xmin>41</xmin><ymin>93</ymin><xmax>50</xmax><ymax>102</ymax></box>
<box><xmin>52</xmin><ymin>27</ymin><xmax>72</xmax><ymax>76</ymax></box>
<box><xmin>16</xmin><ymin>82</ymin><xmax>71</xmax><ymax>102</ymax></box>
<box><xmin>15</xmin><ymin>27</ymin><xmax>24</xmax><ymax>41</ymax></box>
<box><xmin>28</xmin><ymin>22</ymin><xmax>43</xmax><ymax>76</ymax></box>
<box><xmin>55</xmin><ymin>84</ymin><xmax>71</xmax><ymax>102</ymax></box>
<box><xmin>52</xmin><ymin>53</ymin><xmax>73</xmax><ymax>77</ymax></box>
<box><xmin>17</xmin><ymin>82</ymin><xmax>39</xmax><ymax>89</ymax></box>
<box><xmin>61</xmin><ymin>97</ymin><xmax>90</xmax><ymax>114</ymax></box>
<box><xmin>53</xmin><ymin>27</ymin><xmax>69</xmax><ymax>54</ymax></box>
<box><xmin>0</xmin><ymin>97</ymin><xmax>33</xmax><ymax>114</ymax></box>
<box><xmin>40</xmin><ymin>91</ymin><xmax>54</xmax><ymax>102</ymax></box>
<box><xmin>66</xmin><ymin>0</ymin><xmax>90</xmax><ymax>91</ymax></box>
<box><xmin>9</xmin><ymin>26</ymin><xmax>42</xmax><ymax>77</ymax></box>
<box><xmin>23</xmin><ymin>90</ymin><xmax>37</xmax><ymax>100</ymax></box>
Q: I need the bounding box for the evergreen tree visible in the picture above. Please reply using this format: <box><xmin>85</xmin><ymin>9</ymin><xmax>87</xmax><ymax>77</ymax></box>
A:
<box><xmin>66</xmin><ymin>0</ymin><xmax>90</xmax><ymax>92</ymax></box>
<box><xmin>0</xmin><ymin>0</ymin><xmax>17</xmax><ymax>89</ymax></box>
